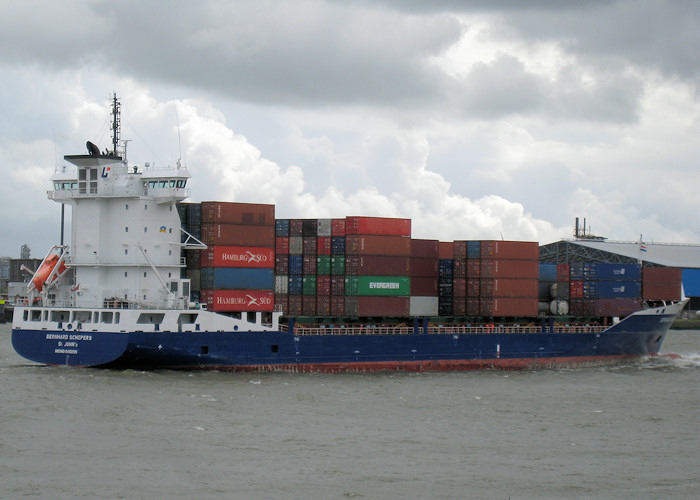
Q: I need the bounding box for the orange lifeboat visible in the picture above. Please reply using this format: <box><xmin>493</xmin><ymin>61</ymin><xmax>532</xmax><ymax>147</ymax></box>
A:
<box><xmin>32</xmin><ymin>255</ymin><xmax>67</xmax><ymax>292</ymax></box>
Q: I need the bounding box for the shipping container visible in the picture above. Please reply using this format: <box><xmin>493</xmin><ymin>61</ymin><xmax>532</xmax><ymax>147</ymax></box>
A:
<box><xmin>480</xmin><ymin>240</ymin><xmax>539</xmax><ymax>260</ymax></box>
<box><xmin>410</xmin><ymin>277</ymin><xmax>438</xmax><ymax>296</ymax></box>
<box><xmin>185</xmin><ymin>249</ymin><xmax>201</xmax><ymax>270</ymax></box>
<box><xmin>453</xmin><ymin>241</ymin><xmax>467</xmax><ymax>260</ymax></box>
<box><xmin>330</xmin><ymin>255</ymin><xmax>345</xmax><ymax>275</ymax></box>
<box><xmin>316</xmin><ymin>295</ymin><xmax>331</xmax><ymax>316</ymax></box>
<box><xmin>642</xmin><ymin>267</ymin><xmax>682</xmax><ymax>285</ymax></box>
<box><xmin>345</xmin><ymin>255</ymin><xmax>411</xmax><ymax>276</ymax></box>
<box><xmin>345</xmin><ymin>296</ymin><xmax>410</xmax><ymax>317</ymax></box>
<box><xmin>584</xmin><ymin>263</ymin><xmax>641</xmax><ymax>281</ymax></box>
<box><xmin>642</xmin><ymin>283</ymin><xmax>682</xmax><ymax>301</ymax></box>
<box><xmin>201</xmin><ymin>224</ymin><xmax>275</xmax><ymax>247</ymax></box>
<box><xmin>289</xmin><ymin>219</ymin><xmax>303</xmax><ymax>237</ymax></box>
<box><xmin>303</xmin><ymin>237</ymin><xmax>316</xmax><ymax>255</ymax></box>
<box><xmin>317</xmin><ymin>219</ymin><xmax>332</xmax><ymax>237</ymax></box>
<box><xmin>552</xmin><ymin>282</ymin><xmax>570</xmax><ymax>300</ymax></box>
<box><xmin>330</xmin><ymin>295</ymin><xmax>345</xmax><ymax>316</ymax></box>
<box><xmin>288</xmin><ymin>275</ymin><xmax>303</xmax><ymax>295</ymax></box>
<box><xmin>467</xmin><ymin>297</ymin><xmax>480</xmax><ymax>316</ymax></box>
<box><xmin>480</xmin><ymin>259</ymin><xmax>539</xmax><ymax>279</ymax></box>
<box><xmin>453</xmin><ymin>259</ymin><xmax>466</xmax><ymax>278</ymax></box>
<box><xmin>185</xmin><ymin>203</ymin><xmax>202</xmax><ymax>225</ymax></box>
<box><xmin>411</xmin><ymin>239</ymin><xmax>439</xmax><ymax>258</ymax></box>
<box><xmin>201</xmin><ymin>201</ymin><xmax>274</xmax><ymax>226</ymax></box>
<box><xmin>289</xmin><ymin>236</ymin><xmax>303</xmax><ymax>255</ymax></box>
<box><xmin>594</xmin><ymin>298</ymin><xmax>642</xmax><ymax>317</ymax></box>
<box><xmin>275</xmin><ymin>236</ymin><xmax>289</xmax><ymax>254</ymax></box>
<box><xmin>466</xmin><ymin>241</ymin><xmax>481</xmax><ymax>259</ymax></box>
<box><xmin>317</xmin><ymin>236</ymin><xmax>331</xmax><ymax>255</ymax></box>
<box><xmin>316</xmin><ymin>255</ymin><xmax>331</xmax><ymax>275</ymax></box>
<box><xmin>331</xmin><ymin>236</ymin><xmax>345</xmax><ymax>255</ymax></box>
<box><xmin>274</xmin><ymin>294</ymin><xmax>288</xmax><ymax>315</ymax></box>
<box><xmin>452</xmin><ymin>278</ymin><xmax>466</xmax><ymax>297</ymax></box>
<box><xmin>480</xmin><ymin>278</ymin><xmax>538</xmax><ymax>298</ymax></box>
<box><xmin>466</xmin><ymin>259</ymin><xmax>480</xmax><ymax>278</ymax></box>
<box><xmin>316</xmin><ymin>275</ymin><xmax>331</xmax><ymax>295</ymax></box>
<box><xmin>453</xmin><ymin>296</ymin><xmax>467</xmax><ymax>315</ymax></box>
<box><xmin>302</xmin><ymin>254</ymin><xmax>317</xmax><ymax>275</ymax></box>
<box><xmin>557</xmin><ymin>264</ymin><xmax>570</xmax><ymax>282</ymax></box>
<box><xmin>302</xmin><ymin>295</ymin><xmax>316</xmax><ymax>316</ymax></box>
<box><xmin>479</xmin><ymin>297</ymin><xmax>538</xmax><ymax>317</ymax></box>
<box><xmin>345</xmin><ymin>216</ymin><xmax>411</xmax><ymax>237</ymax></box>
<box><xmin>439</xmin><ymin>259</ymin><xmax>454</xmax><ymax>279</ymax></box>
<box><xmin>583</xmin><ymin>280</ymin><xmax>641</xmax><ymax>299</ymax></box>
<box><xmin>570</xmin><ymin>263</ymin><xmax>584</xmax><ymax>280</ymax></box>
<box><xmin>345</xmin><ymin>235</ymin><xmax>412</xmax><ymax>256</ymax></box>
<box><xmin>288</xmin><ymin>295</ymin><xmax>303</xmax><ymax>315</ymax></box>
<box><xmin>201</xmin><ymin>246</ymin><xmax>275</xmax><ymax>268</ymax></box>
<box><xmin>466</xmin><ymin>279</ymin><xmax>480</xmax><ymax>297</ymax></box>
<box><xmin>331</xmin><ymin>276</ymin><xmax>345</xmax><ymax>296</ymax></box>
<box><xmin>345</xmin><ymin>276</ymin><xmax>411</xmax><ymax>296</ymax></box>
<box><xmin>302</xmin><ymin>275</ymin><xmax>317</xmax><ymax>295</ymax></box>
<box><xmin>275</xmin><ymin>254</ymin><xmax>289</xmax><ymax>274</ymax></box>
<box><xmin>289</xmin><ymin>255</ymin><xmax>303</xmax><ymax>275</ymax></box>
<box><xmin>439</xmin><ymin>242</ymin><xmax>454</xmax><ymax>259</ymax></box>
<box><xmin>200</xmin><ymin>267</ymin><xmax>274</xmax><ymax>290</ymax></box>
<box><xmin>275</xmin><ymin>219</ymin><xmax>290</xmax><ymax>237</ymax></box>
<box><xmin>539</xmin><ymin>263</ymin><xmax>558</xmax><ymax>282</ymax></box>
<box><xmin>200</xmin><ymin>289</ymin><xmax>274</xmax><ymax>312</ymax></box>
<box><xmin>274</xmin><ymin>275</ymin><xmax>288</xmax><ymax>294</ymax></box>
<box><xmin>186</xmin><ymin>269</ymin><xmax>201</xmax><ymax>292</ymax></box>
<box><xmin>331</xmin><ymin>218</ymin><xmax>346</xmax><ymax>236</ymax></box>
<box><xmin>410</xmin><ymin>257</ymin><xmax>439</xmax><ymax>278</ymax></box>
<box><xmin>302</xmin><ymin>219</ymin><xmax>318</xmax><ymax>237</ymax></box>
<box><xmin>409</xmin><ymin>296</ymin><xmax>439</xmax><ymax>317</ymax></box>
<box><xmin>570</xmin><ymin>280</ymin><xmax>584</xmax><ymax>298</ymax></box>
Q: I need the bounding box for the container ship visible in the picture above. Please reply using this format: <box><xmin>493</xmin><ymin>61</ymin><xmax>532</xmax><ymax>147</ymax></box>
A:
<box><xmin>11</xmin><ymin>97</ymin><xmax>686</xmax><ymax>371</ymax></box>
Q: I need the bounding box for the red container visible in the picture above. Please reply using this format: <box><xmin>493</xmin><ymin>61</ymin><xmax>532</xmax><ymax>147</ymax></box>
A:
<box><xmin>345</xmin><ymin>255</ymin><xmax>410</xmax><ymax>276</ymax></box>
<box><xmin>330</xmin><ymin>296</ymin><xmax>345</xmax><ymax>316</ymax></box>
<box><xmin>302</xmin><ymin>295</ymin><xmax>316</xmax><ymax>316</ymax></box>
<box><xmin>439</xmin><ymin>242</ymin><xmax>454</xmax><ymax>259</ymax></box>
<box><xmin>275</xmin><ymin>254</ymin><xmax>289</xmax><ymax>274</ymax></box>
<box><xmin>453</xmin><ymin>296</ymin><xmax>466</xmax><ymax>315</ymax></box>
<box><xmin>411</xmin><ymin>277</ymin><xmax>438</xmax><ymax>296</ymax></box>
<box><xmin>453</xmin><ymin>241</ymin><xmax>467</xmax><ymax>260</ymax></box>
<box><xmin>331</xmin><ymin>218</ymin><xmax>346</xmax><ymax>236</ymax></box>
<box><xmin>570</xmin><ymin>280</ymin><xmax>584</xmax><ymax>299</ymax></box>
<box><xmin>466</xmin><ymin>260</ymin><xmax>481</xmax><ymax>278</ymax></box>
<box><xmin>479</xmin><ymin>297</ymin><xmax>538</xmax><ymax>316</ymax></box>
<box><xmin>642</xmin><ymin>267</ymin><xmax>682</xmax><ymax>285</ymax></box>
<box><xmin>276</xmin><ymin>236</ymin><xmax>289</xmax><ymax>254</ymax></box>
<box><xmin>316</xmin><ymin>295</ymin><xmax>331</xmax><ymax>316</ymax></box>
<box><xmin>345</xmin><ymin>216</ymin><xmax>411</xmax><ymax>237</ymax></box>
<box><xmin>201</xmin><ymin>224</ymin><xmax>275</xmax><ymax>247</ymax></box>
<box><xmin>453</xmin><ymin>259</ymin><xmax>466</xmax><ymax>278</ymax></box>
<box><xmin>289</xmin><ymin>219</ymin><xmax>303</xmax><ymax>237</ymax></box>
<box><xmin>480</xmin><ymin>278</ymin><xmax>538</xmax><ymax>298</ymax></box>
<box><xmin>345</xmin><ymin>235</ymin><xmax>411</xmax><ymax>256</ymax></box>
<box><xmin>466</xmin><ymin>279</ymin><xmax>480</xmax><ymax>297</ymax></box>
<box><xmin>303</xmin><ymin>237</ymin><xmax>316</xmax><ymax>255</ymax></box>
<box><xmin>302</xmin><ymin>254</ymin><xmax>317</xmax><ymax>274</ymax></box>
<box><xmin>410</xmin><ymin>257</ymin><xmax>438</xmax><ymax>278</ymax></box>
<box><xmin>201</xmin><ymin>201</ymin><xmax>274</xmax><ymax>226</ymax></box>
<box><xmin>201</xmin><ymin>246</ymin><xmax>275</xmax><ymax>268</ymax></box>
<box><xmin>317</xmin><ymin>237</ymin><xmax>331</xmax><ymax>255</ymax></box>
<box><xmin>453</xmin><ymin>278</ymin><xmax>466</xmax><ymax>297</ymax></box>
<box><xmin>642</xmin><ymin>283</ymin><xmax>681</xmax><ymax>301</ymax></box>
<box><xmin>594</xmin><ymin>298</ymin><xmax>641</xmax><ymax>317</ymax></box>
<box><xmin>288</xmin><ymin>295</ymin><xmax>303</xmax><ymax>316</ymax></box>
<box><xmin>467</xmin><ymin>298</ymin><xmax>480</xmax><ymax>315</ymax></box>
<box><xmin>345</xmin><ymin>296</ymin><xmax>410</xmax><ymax>317</ymax></box>
<box><xmin>316</xmin><ymin>275</ymin><xmax>331</xmax><ymax>295</ymax></box>
<box><xmin>331</xmin><ymin>276</ymin><xmax>345</xmax><ymax>295</ymax></box>
<box><xmin>411</xmin><ymin>239</ymin><xmax>439</xmax><ymax>258</ymax></box>
<box><xmin>201</xmin><ymin>289</ymin><xmax>274</xmax><ymax>312</ymax></box>
<box><xmin>274</xmin><ymin>294</ymin><xmax>288</xmax><ymax>314</ymax></box>
<box><xmin>480</xmin><ymin>240</ymin><xmax>539</xmax><ymax>260</ymax></box>
<box><xmin>480</xmin><ymin>259</ymin><xmax>538</xmax><ymax>279</ymax></box>
<box><xmin>557</xmin><ymin>264</ymin><xmax>570</xmax><ymax>282</ymax></box>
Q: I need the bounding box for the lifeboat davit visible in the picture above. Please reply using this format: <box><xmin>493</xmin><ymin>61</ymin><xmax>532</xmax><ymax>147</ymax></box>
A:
<box><xmin>32</xmin><ymin>255</ymin><xmax>67</xmax><ymax>292</ymax></box>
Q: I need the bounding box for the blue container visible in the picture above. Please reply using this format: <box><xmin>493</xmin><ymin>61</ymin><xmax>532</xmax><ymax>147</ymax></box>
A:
<box><xmin>275</xmin><ymin>219</ymin><xmax>290</xmax><ymax>237</ymax></box>
<box><xmin>289</xmin><ymin>255</ymin><xmax>303</xmax><ymax>275</ymax></box>
<box><xmin>466</xmin><ymin>241</ymin><xmax>481</xmax><ymax>259</ymax></box>
<box><xmin>200</xmin><ymin>268</ymin><xmax>274</xmax><ymax>290</ymax></box>
<box><xmin>587</xmin><ymin>263</ymin><xmax>641</xmax><ymax>281</ymax></box>
<box><xmin>539</xmin><ymin>263</ymin><xmax>558</xmax><ymax>282</ymax></box>
<box><xmin>288</xmin><ymin>275</ymin><xmax>303</xmax><ymax>295</ymax></box>
<box><xmin>186</xmin><ymin>204</ymin><xmax>202</xmax><ymax>226</ymax></box>
<box><xmin>570</xmin><ymin>262</ymin><xmax>584</xmax><ymax>280</ymax></box>
<box><xmin>584</xmin><ymin>280</ymin><xmax>641</xmax><ymax>299</ymax></box>
<box><xmin>439</xmin><ymin>259</ymin><xmax>454</xmax><ymax>278</ymax></box>
<box><xmin>331</xmin><ymin>237</ymin><xmax>345</xmax><ymax>255</ymax></box>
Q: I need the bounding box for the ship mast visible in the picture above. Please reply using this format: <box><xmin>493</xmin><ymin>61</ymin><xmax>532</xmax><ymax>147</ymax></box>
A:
<box><xmin>110</xmin><ymin>93</ymin><xmax>120</xmax><ymax>156</ymax></box>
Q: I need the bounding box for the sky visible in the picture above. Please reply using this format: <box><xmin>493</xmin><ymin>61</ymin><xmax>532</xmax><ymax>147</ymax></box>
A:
<box><xmin>1</xmin><ymin>0</ymin><xmax>699</xmax><ymax>258</ymax></box>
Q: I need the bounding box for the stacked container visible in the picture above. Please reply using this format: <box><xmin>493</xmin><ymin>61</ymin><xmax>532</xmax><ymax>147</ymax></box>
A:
<box><xmin>410</xmin><ymin>239</ymin><xmax>439</xmax><ymax>316</ymax></box>
<box><xmin>438</xmin><ymin>242</ymin><xmax>454</xmax><ymax>316</ymax></box>
<box><xmin>344</xmin><ymin>216</ymin><xmax>412</xmax><ymax>317</ymax></box>
<box><xmin>199</xmin><ymin>202</ymin><xmax>276</xmax><ymax>312</ymax></box>
<box><xmin>642</xmin><ymin>267</ymin><xmax>682</xmax><ymax>301</ymax></box>
<box><xmin>569</xmin><ymin>262</ymin><xmax>642</xmax><ymax>316</ymax></box>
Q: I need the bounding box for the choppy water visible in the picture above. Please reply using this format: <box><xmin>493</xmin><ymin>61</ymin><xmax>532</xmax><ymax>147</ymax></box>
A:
<box><xmin>1</xmin><ymin>323</ymin><xmax>698</xmax><ymax>500</ymax></box>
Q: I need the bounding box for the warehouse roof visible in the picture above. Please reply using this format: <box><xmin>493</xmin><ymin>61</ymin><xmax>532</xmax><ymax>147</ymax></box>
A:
<box><xmin>559</xmin><ymin>240</ymin><xmax>700</xmax><ymax>268</ymax></box>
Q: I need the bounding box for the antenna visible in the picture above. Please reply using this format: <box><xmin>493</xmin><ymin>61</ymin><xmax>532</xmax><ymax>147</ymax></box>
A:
<box><xmin>110</xmin><ymin>92</ymin><xmax>121</xmax><ymax>155</ymax></box>
<box><xmin>175</xmin><ymin>107</ymin><xmax>183</xmax><ymax>169</ymax></box>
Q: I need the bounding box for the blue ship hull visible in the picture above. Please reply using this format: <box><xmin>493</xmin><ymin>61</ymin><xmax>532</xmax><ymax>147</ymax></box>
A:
<box><xmin>11</xmin><ymin>307</ymin><xmax>677</xmax><ymax>371</ymax></box>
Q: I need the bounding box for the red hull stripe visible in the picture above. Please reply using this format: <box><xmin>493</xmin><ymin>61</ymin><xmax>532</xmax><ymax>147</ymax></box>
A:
<box><xmin>176</xmin><ymin>354</ymin><xmax>644</xmax><ymax>373</ymax></box>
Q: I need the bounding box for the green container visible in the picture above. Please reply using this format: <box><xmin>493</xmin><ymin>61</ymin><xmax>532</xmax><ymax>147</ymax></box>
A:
<box><xmin>302</xmin><ymin>275</ymin><xmax>317</xmax><ymax>295</ymax></box>
<box><xmin>317</xmin><ymin>255</ymin><xmax>331</xmax><ymax>275</ymax></box>
<box><xmin>345</xmin><ymin>276</ymin><xmax>410</xmax><ymax>296</ymax></box>
<box><xmin>331</xmin><ymin>256</ymin><xmax>345</xmax><ymax>275</ymax></box>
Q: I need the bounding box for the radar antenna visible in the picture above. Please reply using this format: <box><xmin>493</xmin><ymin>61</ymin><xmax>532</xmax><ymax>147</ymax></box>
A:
<box><xmin>109</xmin><ymin>93</ymin><xmax>121</xmax><ymax>156</ymax></box>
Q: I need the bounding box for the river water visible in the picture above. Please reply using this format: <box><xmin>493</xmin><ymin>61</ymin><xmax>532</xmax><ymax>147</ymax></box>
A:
<box><xmin>1</xmin><ymin>323</ymin><xmax>698</xmax><ymax>500</ymax></box>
